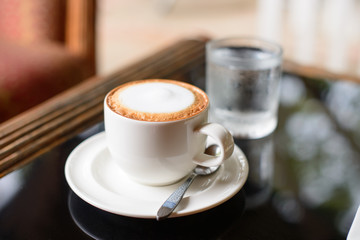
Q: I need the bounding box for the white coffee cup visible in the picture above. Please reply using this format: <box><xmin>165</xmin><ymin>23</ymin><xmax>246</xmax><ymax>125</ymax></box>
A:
<box><xmin>104</xmin><ymin>79</ymin><xmax>234</xmax><ymax>186</ymax></box>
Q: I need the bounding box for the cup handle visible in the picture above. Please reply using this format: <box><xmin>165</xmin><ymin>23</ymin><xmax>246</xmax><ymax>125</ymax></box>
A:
<box><xmin>193</xmin><ymin>123</ymin><xmax>234</xmax><ymax>167</ymax></box>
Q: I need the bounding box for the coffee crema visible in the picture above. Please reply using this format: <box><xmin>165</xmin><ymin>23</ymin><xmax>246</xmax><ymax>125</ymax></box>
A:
<box><xmin>106</xmin><ymin>79</ymin><xmax>209</xmax><ymax>122</ymax></box>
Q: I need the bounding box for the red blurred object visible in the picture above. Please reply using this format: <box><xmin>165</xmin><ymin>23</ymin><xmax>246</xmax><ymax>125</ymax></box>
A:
<box><xmin>0</xmin><ymin>0</ymin><xmax>96</xmax><ymax>122</ymax></box>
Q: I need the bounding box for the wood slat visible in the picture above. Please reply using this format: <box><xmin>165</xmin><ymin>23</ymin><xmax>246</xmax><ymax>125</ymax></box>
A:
<box><xmin>0</xmin><ymin>38</ymin><xmax>206</xmax><ymax>177</ymax></box>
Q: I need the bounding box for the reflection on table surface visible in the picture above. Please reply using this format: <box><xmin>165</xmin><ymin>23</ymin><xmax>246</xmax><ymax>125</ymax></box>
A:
<box><xmin>0</xmin><ymin>73</ymin><xmax>359</xmax><ymax>239</ymax></box>
<box><xmin>68</xmin><ymin>189</ymin><xmax>245</xmax><ymax>239</ymax></box>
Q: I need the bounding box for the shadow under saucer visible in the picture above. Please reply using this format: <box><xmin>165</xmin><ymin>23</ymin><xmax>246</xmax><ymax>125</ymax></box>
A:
<box><xmin>68</xmin><ymin>189</ymin><xmax>245</xmax><ymax>239</ymax></box>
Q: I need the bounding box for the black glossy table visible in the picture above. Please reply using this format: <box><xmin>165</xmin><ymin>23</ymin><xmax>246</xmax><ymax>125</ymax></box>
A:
<box><xmin>0</xmin><ymin>41</ymin><xmax>359</xmax><ymax>240</ymax></box>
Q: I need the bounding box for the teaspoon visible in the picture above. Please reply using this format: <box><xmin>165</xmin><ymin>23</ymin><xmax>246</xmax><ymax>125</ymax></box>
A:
<box><xmin>156</xmin><ymin>145</ymin><xmax>220</xmax><ymax>221</ymax></box>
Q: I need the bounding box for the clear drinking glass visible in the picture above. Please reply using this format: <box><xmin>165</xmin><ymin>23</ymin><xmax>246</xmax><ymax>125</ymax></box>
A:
<box><xmin>206</xmin><ymin>37</ymin><xmax>283</xmax><ymax>139</ymax></box>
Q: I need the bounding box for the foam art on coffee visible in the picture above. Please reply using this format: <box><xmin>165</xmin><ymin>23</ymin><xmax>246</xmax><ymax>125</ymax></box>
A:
<box><xmin>107</xmin><ymin>79</ymin><xmax>209</xmax><ymax>122</ymax></box>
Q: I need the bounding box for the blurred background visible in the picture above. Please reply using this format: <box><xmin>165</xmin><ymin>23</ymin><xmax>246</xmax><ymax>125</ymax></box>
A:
<box><xmin>98</xmin><ymin>0</ymin><xmax>360</xmax><ymax>81</ymax></box>
<box><xmin>1</xmin><ymin>0</ymin><xmax>360</xmax><ymax>122</ymax></box>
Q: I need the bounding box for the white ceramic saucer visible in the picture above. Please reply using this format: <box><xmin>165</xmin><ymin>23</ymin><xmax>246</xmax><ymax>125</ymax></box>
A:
<box><xmin>65</xmin><ymin>132</ymin><xmax>248</xmax><ymax>219</ymax></box>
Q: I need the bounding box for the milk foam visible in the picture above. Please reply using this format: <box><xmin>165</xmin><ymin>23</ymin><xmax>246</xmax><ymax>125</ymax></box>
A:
<box><xmin>107</xmin><ymin>79</ymin><xmax>209</xmax><ymax>122</ymax></box>
<box><xmin>118</xmin><ymin>82</ymin><xmax>195</xmax><ymax>113</ymax></box>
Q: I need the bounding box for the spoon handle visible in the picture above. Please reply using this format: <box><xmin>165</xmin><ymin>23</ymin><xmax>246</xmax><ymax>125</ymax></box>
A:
<box><xmin>156</xmin><ymin>172</ymin><xmax>197</xmax><ymax>221</ymax></box>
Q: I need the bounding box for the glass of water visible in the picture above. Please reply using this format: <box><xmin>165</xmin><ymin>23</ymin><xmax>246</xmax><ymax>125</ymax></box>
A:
<box><xmin>206</xmin><ymin>37</ymin><xmax>283</xmax><ymax>139</ymax></box>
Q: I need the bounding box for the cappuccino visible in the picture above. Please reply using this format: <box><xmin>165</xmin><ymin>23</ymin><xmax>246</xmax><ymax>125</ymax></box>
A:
<box><xmin>106</xmin><ymin>79</ymin><xmax>209</xmax><ymax>122</ymax></box>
